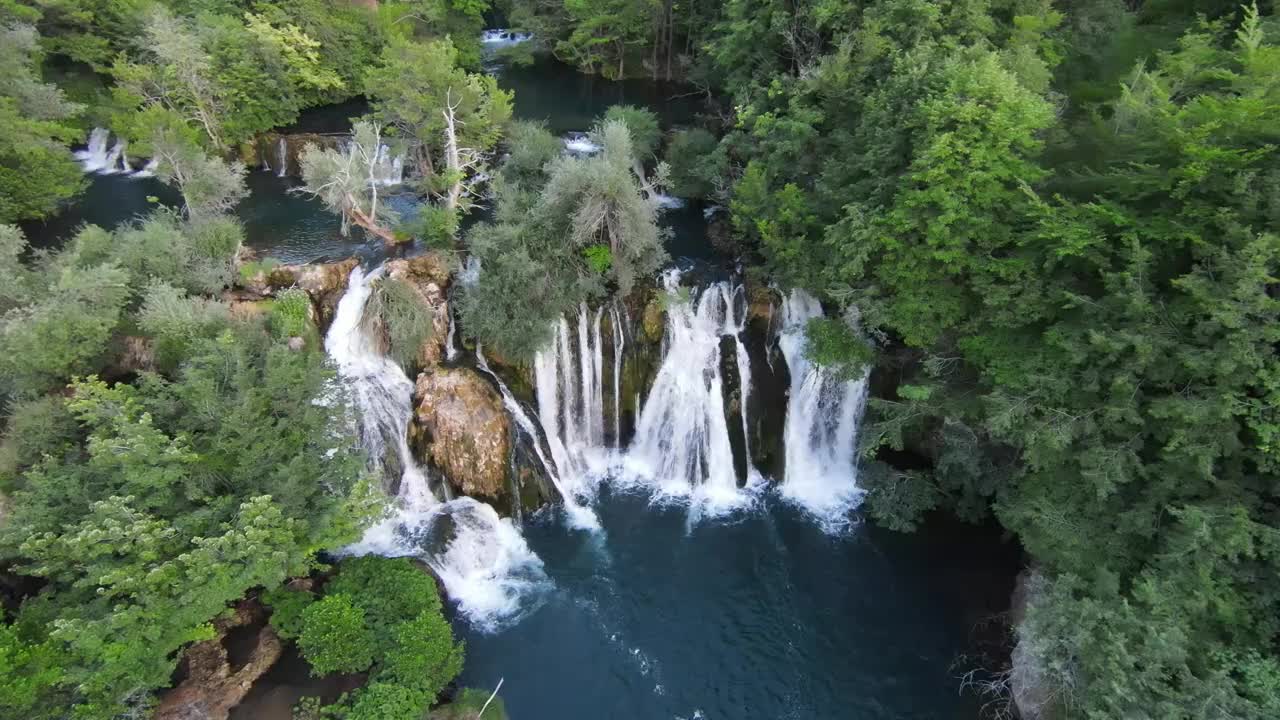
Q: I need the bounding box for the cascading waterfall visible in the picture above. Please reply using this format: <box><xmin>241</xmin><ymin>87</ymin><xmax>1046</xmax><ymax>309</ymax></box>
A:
<box><xmin>622</xmin><ymin>270</ymin><xmax>753</xmax><ymax>512</ymax></box>
<box><xmin>533</xmin><ymin>312</ymin><xmax>603</xmax><ymax>489</ymax></box>
<box><xmin>325</xmin><ymin>266</ymin><xmax>436</xmax><ymax>505</ymax></box>
<box><xmin>476</xmin><ymin>348</ymin><xmax>600</xmax><ymax>531</ymax></box>
<box><xmin>328</xmin><ymin>266</ymin><xmax>549</xmax><ymax>629</ymax></box>
<box><xmin>76</xmin><ymin>128</ymin><xmax>132</xmax><ymax>174</ymax></box>
<box><xmin>777</xmin><ymin>289</ymin><xmax>869</xmax><ymax>530</ymax></box>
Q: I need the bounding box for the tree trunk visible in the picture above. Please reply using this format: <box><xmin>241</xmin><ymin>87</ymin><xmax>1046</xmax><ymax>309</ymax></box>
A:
<box><xmin>442</xmin><ymin>103</ymin><xmax>463</xmax><ymax>212</ymax></box>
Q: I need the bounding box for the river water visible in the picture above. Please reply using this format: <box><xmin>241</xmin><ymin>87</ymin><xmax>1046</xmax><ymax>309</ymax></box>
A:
<box><xmin>37</xmin><ymin>43</ymin><xmax>1020</xmax><ymax>720</ymax></box>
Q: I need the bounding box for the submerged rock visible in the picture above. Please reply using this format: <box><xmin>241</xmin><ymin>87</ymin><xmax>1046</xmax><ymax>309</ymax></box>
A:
<box><xmin>414</xmin><ymin>367</ymin><xmax>511</xmax><ymax>505</ymax></box>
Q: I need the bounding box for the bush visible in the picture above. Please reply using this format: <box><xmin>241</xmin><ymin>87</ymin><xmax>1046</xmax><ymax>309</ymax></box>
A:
<box><xmin>664</xmin><ymin>128</ymin><xmax>723</xmax><ymax>199</ymax></box>
<box><xmin>0</xmin><ymin>264</ymin><xmax>132</xmax><ymax>396</ymax></box>
<box><xmin>262</xmin><ymin>586</ymin><xmax>315</xmax><ymax>640</ymax></box>
<box><xmin>298</xmin><ymin>594</ymin><xmax>376</xmax><ymax>676</ymax></box>
<box><xmin>369</xmin><ymin>279</ymin><xmax>434</xmax><ymax>371</ymax></box>
<box><xmin>430</xmin><ymin>688</ymin><xmax>508</xmax><ymax>720</ymax></box>
<box><xmin>137</xmin><ymin>282</ymin><xmax>230</xmax><ymax>368</ymax></box>
<box><xmin>602</xmin><ymin>105</ymin><xmax>660</xmax><ymax>159</ymax></box>
<box><xmin>269</xmin><ymin>288</ymin><xmax>313</xmax><ymax>340</ymax></box>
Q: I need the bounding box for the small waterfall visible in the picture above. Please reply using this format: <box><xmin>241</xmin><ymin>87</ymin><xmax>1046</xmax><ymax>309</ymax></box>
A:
<box><xmin>481</xmin><ymin>28</ymin><xmax>533</xmax><ymax>44</ymax></box>
<box><xmin>623</xmin><ymin>270</ymin><xmax>752</xmax><ymax>512</ymax></box>
<box><xmin>331</xmin><ymin>266</ymin><xmax>549</xmax><ymax>630</ymax></box>
<box><xmin>75</xmin><ymin>128</ymin><xmax>131</xmax><ymax>174</ymax></box>
<box><xmin>477</xmin><ymin>349</ymin><xmax>600</xmax><ymax>530</ymax></box>
<box><xmin>609</xmin><ymin>302</ymin><xmax>626</xmax><ymax>447</ymax></box>
<box><xmin>100</xmin><ymin>138</ymin><xmax>127</xmax><ymax>174</ymax></box>
<box><xmin>276</xmin><ymin>137</ymin><xmax>288</xmax><ymax>177</ymax></box>
<box><xmin>563</xmin><ymin>132</ymin><xmax>601</xmax><ymax>155</ymax></box>
<box><xmin>325</xmin><ymin>266</ymin><xmax>435</xmax><ymax>505</ymax></box>
<box><xmin>131</xmin><ymin>158</ymin><xmax>159</xmax><ymax>179</ymax></box>
<box><xmin>777</xmin><ymin>290</ymin><xmax>869</xmax><ymax>530</ymax></box>
<box><xmin>650</xmin><ymin>193</ymin><xmax>686</xmax><ymax>211</ymax></box>
<box><xmin>370</xmin><ymin>144</ymin><xmax>405</xmax><ymax>187</ymax></box>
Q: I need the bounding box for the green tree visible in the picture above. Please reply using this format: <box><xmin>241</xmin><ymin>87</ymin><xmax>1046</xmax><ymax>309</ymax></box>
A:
<box><xmin>299</xmin><ymin>594</ymin><xmax>377</xmax><ymax>676</ymax></box>
<box><xmin>0</xmin><ymin>24</ymin><xmax>84</xmax><ymax>223</ymax></box>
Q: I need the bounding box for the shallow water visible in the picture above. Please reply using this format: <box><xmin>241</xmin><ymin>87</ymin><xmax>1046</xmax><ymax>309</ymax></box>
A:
<box><xmin>456</xmin><ymin>488</ymin><xmax>1018</xmax><ymax>720</ymax></box>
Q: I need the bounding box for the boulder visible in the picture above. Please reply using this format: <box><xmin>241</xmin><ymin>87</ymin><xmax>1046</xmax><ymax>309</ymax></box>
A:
<box><xmin>154</xmin><ymin>599</ymin><xmax>283</xmax><ymax>720</ymax></box>
<box><xmin>414</xmin><ymin>368</ymin><xmax>511</xmax><ymax>504</ymax></box>
<box><xmin>385</xmin><ymin>253</ymin><xmax>453</xmax><ymax>369</ymax></box>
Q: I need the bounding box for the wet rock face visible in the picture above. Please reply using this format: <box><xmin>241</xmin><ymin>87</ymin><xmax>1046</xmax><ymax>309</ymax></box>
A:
<box><xmin>414</xmin><ymin>367</ymin><xmax>511</xmax><ymax>505</ymax></box>
<box><xmin>154</xmin><ymin>599</ymin><xmax>282</xmax><ymax>720</ymax></box>
<box><xmin>231</xmin><ymin>257</ymin><xmax>358</xmax><ymax>332</ymax></box>
<box><xmin>385</xmin><ymin>254</ymin><xmax>453</xmax><ymax>370</ymax></box>
<box><xmin>242</xmin><ymin>133</ymin><xmax>344</xmax><ymax>177</ymax></box>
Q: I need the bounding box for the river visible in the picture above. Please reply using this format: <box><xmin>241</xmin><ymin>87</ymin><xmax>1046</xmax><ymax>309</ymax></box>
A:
<box><xmin>36</xmin><ymin>41</ymin><xmax>1020</xmax><ymax>720</ymax></box>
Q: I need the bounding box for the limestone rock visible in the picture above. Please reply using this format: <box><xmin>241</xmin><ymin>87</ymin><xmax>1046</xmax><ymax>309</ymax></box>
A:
<box><xmin>154</xmin><ymin>599</ymin><xmax>283</xmax><ymax>720</ymax></box>
<box><xmin>414</xmin><ymin>367</ymin><xmax>510</xmax><ymax>503</ymax></box>
<box><xmin>386</xmin><ymin>253</ymin><xmax>453</xmax><ymax>369</ymax></box>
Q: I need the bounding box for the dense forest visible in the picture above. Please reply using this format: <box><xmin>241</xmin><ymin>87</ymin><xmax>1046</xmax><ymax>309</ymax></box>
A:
<box><xmin>2</xmin><ymin>0</ymin><xmax>1279</xmax><ymax>719</ymax></box>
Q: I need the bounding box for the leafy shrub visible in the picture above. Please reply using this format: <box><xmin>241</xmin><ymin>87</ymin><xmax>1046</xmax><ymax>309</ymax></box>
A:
<box><xmin>664</xmin><ymin>128</ymin><xmax>724</xmax><ymax>199</ymax></box>
<box><xmin>602</xmin><ymin>105</ymin><xmax>660</xmax><ymax>159</ymax></box>
<box><xmin>262</xmin><ymin>586</ymin><xmax>315</xmax><ymax>640</ymax></box>
<box><xmin>803</xmin><ymin>317</ymin><xmax>872</xmax><ymax>381</ymax></box>
<box><xmin>583</xmin><ymin>244</ymin><xmax>613</xmax><ymax>274</ymax></box>
<box><xmin>298</xmin><ymin>594</ymin><xmax>376</xmax><ymax>676</ymax></box>
<box><xmin>270</xmin><ymin>288</ymin><xmax>313</xmax><ymax>340</ymax></box>
<box><xmin>137</xmin><ymin>281</ymin><xmax>230</xmax><ymax>368</ymax></box>
<box><xmin>369</xmin><ymin>279</ymin><xmax>433</xmax><ymax>371</ymax></box>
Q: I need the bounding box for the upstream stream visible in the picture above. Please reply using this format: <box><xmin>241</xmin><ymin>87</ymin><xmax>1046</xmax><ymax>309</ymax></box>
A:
<box><xmin>34</xmin><ymin>42</ymin><xmax>1020</xmax><ymax>720</ymax></box>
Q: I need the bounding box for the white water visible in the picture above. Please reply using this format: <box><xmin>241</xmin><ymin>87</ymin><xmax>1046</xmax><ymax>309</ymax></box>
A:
<box><xmin>131</xmin><ymin>158</ymin><xmax>159</xmax><ymax>179</ymax></box>
<box><xmin>276</xmin><ymin>137</ymin><xmax>288</xmax><ymax>178</ymax></box>
<box><xmin>651</xmin><ymin>193</ymin><xmax>686</xmax><ymax>211</ymax></box>
<box><xmin>372</xmin><ymin>144</ymin><xmax>405</xmax><ymax>186</ymax></box>
<box><xmin>76</xmin><ymin>128</ymin><xmax>133</xmax><ymax>175</ymax></box>
<box><xmin>533</xmin><ymin>311</ymin><xmax>609</xmax><ymax>491</ymax></box>
<box><xmin>609</xmin><ymin>301</ymin><xmax>627</xmax><ymax>447</ymax></box>
<box><xmin>563</xmin><ymin>132</ymin><xmax>602</xmax><ymax>155</ymax></box>
<box><xmin>325</xmin><ymin>266</ymin><xmax>435</xmax><ymax>505</ymax></box>
<box><xmin>777</xmin><ymin>290</ymin><xmax>869</xmax><ymax>530</ymax></box>
<box><xmin>346</xmin><ymin>496</ymin><xmax>549</xmax><ymax>633</ymax></box>
<box><xmin>482</xmin><ymin>28</ymin><xmax>533</xmax><ymax>44</ymax></box>
<box><xmin>622</xmin><ymin>270</ymin><xmax>755</xmax><ymax>514</ymax></box>
<box><xmin>477</xmin><ymin>348</ymin><xmax>600</xmax><ymax>531</ymax></box>
<box><xmin>329</xmin><ymin>266</ymin><xmax>549</xmax><ymax>630</ymax></box>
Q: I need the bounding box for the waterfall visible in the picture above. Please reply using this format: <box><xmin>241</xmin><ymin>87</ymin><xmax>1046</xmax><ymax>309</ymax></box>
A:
<box><xmin>75</xmin><ymin>128</ymin><xmax>131</xmax><ymax>174</ymax></box>
<box><xmin>477</xmin><ymin>348</ymin><xmax>600</xmax><ymax>530</ymax></box>
<box><xmin>609</xmin><ymin>302</ymin><xmax>626</xmax><ymax>447</ymax></box>
<box><xmin>533</xmin><ymin>313</ymin><xmax>602</xmax><ymax>488</ymax></box>
<box><xmin>370</xmin><ymin>144</ymin><xmax>405</xmax><ymax>187</ymax></box>
<box><xmin>623</xmin><ymin>270</ymin><xmax>753</xmax><ymax>513</ymax></box>
<box><xmin>777</xmin><ymin>290</ymin><xmax>869</xmax><ymax>530</ymax></box>
<box><xmin>481</xmin><ymin>28</ymin><xmax>533</xmax><ymax>44</ymax></box>
<box><xmin>563</xmin><ymin>132</ymin><xmax>601</xmax><ymax>155</ymax></box>
<box><xmin>276</xmin><ymin>137</ymin><xmax>288</xmax><ymax>177</ymax></box>
<box><xmin>325</xmin><ymin>266</ymin><xmax>436</xmax><ymax>505</ymax></box>
<box><xmin>131</xmin><ymin>158</ymin><xmax>159</xmax><ymax>179</ymax></box>
<box><xmin>101</xmin><ymin>138</ymin><xmax>127</xmax><ymax>174</ymax></box>
<box><xmin>330</xmin><ymin>266</ymin><xmax>549</xmax><ymax>630</ymax></box>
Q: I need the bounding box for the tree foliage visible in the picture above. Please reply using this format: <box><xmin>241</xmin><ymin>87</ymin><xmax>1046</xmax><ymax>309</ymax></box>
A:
<box><xmin>460</xmin><ymin>116</ymin><xmax>669</xmax><ymax>359</ymax></box>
